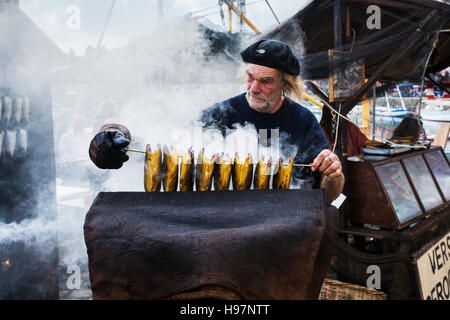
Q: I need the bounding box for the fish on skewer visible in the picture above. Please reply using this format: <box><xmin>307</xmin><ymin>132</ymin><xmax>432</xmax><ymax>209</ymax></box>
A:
<box><xmin>4</xmin><ymin>130</ymin><xmax>16</xmax><ymax>160</ymax></box>
<box><xmin>195</xmin><ymin>149</ymin><xmax>216</xmax><ymax>191</ymax></box>
<box><xmin>214</xmin><ymin>153</ymin><xmax>232</xmax><ymax>191</ymax></box>
<box><xmin>162</xmin><ymin>145</ymin><xmax>179</xmax><ymax>192</ymax></box>
<box><xmin>12</xmin><ymin>97</ymin><xmax>22</xmax><ymax>125</ymax></box>
<box><xmin>179</xmin><ymin>148</ymin><xmax>194</xmax><ymax>192</ymax></box>
<box><xmin>232</xmin><ymin>153</ymin><xmax>253</xmax><ymax>190</ymax></box>
<box><xmin>15</xmin><ymin>128</ymin><xmax>27</xmax><ymax>158</ymax></box>
<box><xmin>144</xmin><ymin>144</ymin><xmax>162</xmax><ymax>192</ymax></box>
<box><xmin>272</xmin><ymin>157</ymin><xmax>294</xmax><ymax>190</ymax></box>
<box><xmin>253</xmin><ymin>156</ymin><xmax>272</xmax><ymax>190</ymax></box>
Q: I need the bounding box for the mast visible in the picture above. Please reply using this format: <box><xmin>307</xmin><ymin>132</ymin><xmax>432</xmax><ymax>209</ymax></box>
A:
<box><xmin>222</xmin><ymin>0</ymin><xmax>261</xmax><ymax>33</ymax></box>
<box><xmin>396</xmin><ymin>84</ymin><xmax>407</xmax><ymax>111</ymax></box>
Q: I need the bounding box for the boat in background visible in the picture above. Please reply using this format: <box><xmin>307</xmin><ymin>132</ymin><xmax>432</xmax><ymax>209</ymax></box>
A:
<box><xmin>420</xmin><ymin>110</ymin><xmax>450</xmax><ymax>123</ymax></box>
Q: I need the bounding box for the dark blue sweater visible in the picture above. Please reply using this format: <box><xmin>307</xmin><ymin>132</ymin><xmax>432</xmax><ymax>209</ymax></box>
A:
<box><xmin>200</xmin><ymin>93</ymin><xmax>329</xmax><ymax>188</ymax></box>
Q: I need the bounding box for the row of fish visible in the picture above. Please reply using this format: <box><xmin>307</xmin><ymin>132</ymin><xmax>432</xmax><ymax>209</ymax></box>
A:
<box><xmin>0</xmin><ymin>129</ymin><xmax>27</xmax><ymax>160</ymax></box>
<box><xmin>144</xmin><ymin>144</ymin><xmax>294</xmax><ymax>192</ymax></box>
<box><xmin>0</xmin><ymin>96</ymin><xmax>30</xmax><ymax>129</ymax></box>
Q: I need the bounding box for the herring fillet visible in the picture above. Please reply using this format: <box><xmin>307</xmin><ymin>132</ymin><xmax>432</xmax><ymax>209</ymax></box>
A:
<box><xmin>179</xmin><ymin>148</ymin><xmax>194</xmax><ymax>192</ymax></box>
<box><xmin>253</xmin><ymin>156</ymin><xmax>272</xmax><ymax>190</ymax></box>
<box><xmin>214</xmin><ymin>154</ymin><xmax>232</xmax><ymax>191</ymax></box>
<box><xmin>195</xmin><ymin>149</ymin><xmax>216</xmax><ymax>191</ymax></box>
<box><xmin>272</xmin><ymin>157</ymin><xmax>294</xmax><ymax>190</ymax></box>
<box><xmin>144</xmin><ymin>144</ymin><xmax>161</xmax><ymax>192</ymax></box>
<box><xmin>162</xmin><ymin>145</ymin><xmax>179</xmax><ymax>192</ymax></box>
<box><xmin>232</xmin><ymin>153</ymin><xmax>253</xmax><ymax>190</ymax></box>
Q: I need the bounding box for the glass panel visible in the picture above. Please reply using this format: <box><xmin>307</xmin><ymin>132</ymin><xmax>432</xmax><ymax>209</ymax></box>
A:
<box><xmin>424</xmin><ymin>150</ymin><xmax>450</xmax><ymax>202</ymax></box>
<box><xmin>403</xmin><ymin>156</ymin><xmax>443</xmax><ymax>211</ymax></box>
<box><xmin>376</xmin><ymin>162</ymin><xmax>423</xmax><ymax>225</ymax></box>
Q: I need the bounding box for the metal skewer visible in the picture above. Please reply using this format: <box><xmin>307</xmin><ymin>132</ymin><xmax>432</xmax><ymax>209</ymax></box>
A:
<box><xmin>125</xmin><ymin>148</ymin><xmax>146</xmax><ymax>154</ymax></box>
<box><xmin>126</xmin><ymin>148</ymin><xmax>314</xmax><ymax>167</ymax></box>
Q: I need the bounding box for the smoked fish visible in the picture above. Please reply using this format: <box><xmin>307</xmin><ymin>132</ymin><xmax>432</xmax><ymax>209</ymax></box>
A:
<box><xmin>195</xmin><ymin>149</ymin><xmax>216</xmax><ymax>191</ymax></box>
<box><xmin>232</xmin><ymin>153</ymin><xmax>253</xmax><ymax>190</ymax></box>
<box><xmin>179</xmin><ymin>148</ymin><xmax>194</xmax><ymax>192</ymax></box>
<box><xmin>144</xmin><ymin>144</ymin><xmax>162</xmax><ymax>192</ymax></box>
<box><xmin>272</xmin><ymin>157</ymin><xmax>294</xmax><ymax>190</ymax></box>
<box><xmin>213</xmin><ymin>153</ymin><xmax>232</xmax><ymax>191</ymax></box>
<box><xmin>253</xmin><ymin>156</ymin><xmax>272</xmax><ymax>190</ymax></box>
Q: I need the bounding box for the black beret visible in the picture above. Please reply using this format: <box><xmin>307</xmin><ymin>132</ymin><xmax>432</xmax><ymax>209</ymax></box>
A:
<box><xmin>240</xmin><ymin>39</ymin><xmax>300</xmax><ymax>75</ymax></box>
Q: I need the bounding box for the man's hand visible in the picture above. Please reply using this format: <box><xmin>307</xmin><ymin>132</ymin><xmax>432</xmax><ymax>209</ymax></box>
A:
<box><xmin>311</xmin><ymin>149</ymin><xmax>342</xmax><ymax>178</ymax></box>
<box><xmin>89</xmin><ymin>130</ymin><xmax>130</xmax><ymax>169</ymax></box>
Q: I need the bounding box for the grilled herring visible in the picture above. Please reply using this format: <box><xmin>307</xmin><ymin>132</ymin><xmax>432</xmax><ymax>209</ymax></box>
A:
<box><xmin>232</xmin><ymin>153</ymin><xmax>253</xmax><ymax>190</ymax></box>
<box><xmin>253</xmin><ymin>156</ymin><xmax>272</xmax><ymax>190</ymax></box>
<box><xmin>272</xmin><ymin>157</ymin><xmax>294</xmax><ymax>190</ymax></box>
<box><xmin>179</xmin><ymin>148</ymin><xmax>194</xmax><ymax>192</ymax></box>
<box><xmin>195</xmin><ymin>149</ymin><xmax>216</xmax><ymax>191</ymax></box>
<box><xmin>214</xmin><ymin>154</ymin><xmax>232</xmax><ymax>191</ymax></box>
<box><xmin>162</xmin><ymin>145</ymin><xmax>179</xmax><ymax>192</ymax></box>
<box><xmin>144</xmin><ymin>144</ymin><xmax>162</xmax><ymax>192</ymax></box>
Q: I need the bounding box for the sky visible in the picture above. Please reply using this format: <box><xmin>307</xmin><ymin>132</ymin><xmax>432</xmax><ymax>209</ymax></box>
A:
<box><xmin>20</xmin><ymin>0</ymin><xmax>312</xmax><ymax>56</ymax></box>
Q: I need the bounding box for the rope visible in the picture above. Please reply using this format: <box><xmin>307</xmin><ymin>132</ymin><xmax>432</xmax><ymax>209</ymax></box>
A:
<box><xmin>332</xmin><ymin>103</ymin><xmax>340</xmax><ymax>154</ymax></box>
<box><xmin>264</xmin><ymin>0</ymin><xmax>280</xmax><ymax>24</ymax></box>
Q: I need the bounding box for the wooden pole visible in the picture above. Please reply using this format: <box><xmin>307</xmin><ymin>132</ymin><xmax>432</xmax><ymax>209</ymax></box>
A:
<box><xmin>229</xmin><ymin>6</ymin><xmax>232</xmax><ymax>33</ymax></box>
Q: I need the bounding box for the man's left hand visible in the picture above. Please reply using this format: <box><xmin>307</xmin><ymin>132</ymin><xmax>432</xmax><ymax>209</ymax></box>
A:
<box><xmin>311</xmin><ymin>149</ymin><xmax>342</xmax><ymax>178</ymax></box>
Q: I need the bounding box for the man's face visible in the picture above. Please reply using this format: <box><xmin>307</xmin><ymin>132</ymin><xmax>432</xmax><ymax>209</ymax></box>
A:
<box><xmin>245</xmin><ymin>63</ymin><xmax>284</xmax><ymax>114</ymax></box>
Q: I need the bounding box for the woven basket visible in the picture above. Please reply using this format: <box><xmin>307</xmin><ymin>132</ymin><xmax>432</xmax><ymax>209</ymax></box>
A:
<box><xmin>319</xmin><ymin>278</ymin><xmax>388</xmax><ymax>300</ymax></box>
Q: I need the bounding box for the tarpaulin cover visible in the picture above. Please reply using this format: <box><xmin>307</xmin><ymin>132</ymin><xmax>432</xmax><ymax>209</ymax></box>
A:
<box><xmin>84</xmin><ymin>189</ymin><xmax>338</xmax><ymax>300</ymax></box>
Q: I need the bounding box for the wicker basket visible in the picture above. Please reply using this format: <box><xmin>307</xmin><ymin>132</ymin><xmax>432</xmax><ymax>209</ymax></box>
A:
<box><xmin>319</xmin><ymin>278</ymin><xmax>388</xmax><ymax>300</ymax></box>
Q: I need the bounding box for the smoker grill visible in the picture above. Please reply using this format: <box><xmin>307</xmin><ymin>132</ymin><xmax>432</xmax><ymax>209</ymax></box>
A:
<box><xmin>84</xmin><ymin>189</ymin><xmax>338</xmax><ymax>300</ymax></box>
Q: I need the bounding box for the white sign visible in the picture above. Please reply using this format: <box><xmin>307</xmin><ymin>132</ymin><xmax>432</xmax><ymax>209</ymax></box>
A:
<box><xmin>414</xmin><ymin>231</ymin><xmax>450</xmax><ymax>300</ymax></box>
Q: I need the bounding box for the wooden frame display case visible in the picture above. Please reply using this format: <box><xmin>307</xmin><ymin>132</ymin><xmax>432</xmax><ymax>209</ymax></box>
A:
<box><xmin>346</xmin><ymin>147</ymin><xmax>449</xmax><ymax>230</ymax></box>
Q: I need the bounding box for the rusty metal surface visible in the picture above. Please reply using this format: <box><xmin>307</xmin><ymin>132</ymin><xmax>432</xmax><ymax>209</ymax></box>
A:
<box><xmin>84</xmin><ymin>189</ymin><xmax>338</xmax><ymax>300</ymax></box>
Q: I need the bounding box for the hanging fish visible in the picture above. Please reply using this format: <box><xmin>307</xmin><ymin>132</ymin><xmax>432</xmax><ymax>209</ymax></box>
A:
<box><xmin>144</xmin><ymin>144</ymin><xmax>161</xmax><ymax>192</ymax></box>
<box><xmin>179</xmin><ymin>148</ymin><xmax>194</xmax><ymax>192</ymax></box>
<box><xmin>15</xmin><ymin>128</ymin><xmax>27</xmax><ymax>158</ymax></box>
<box><xmin>214</xmin><ymin>153</ymin><xmax>232</xmax><ymax>191</ymax></box>
<box><xmin>253</xmin><ymin>156</ymin><xmax>272</xmax><ymax>190</ymax></box>
<box><xmin>232</xmin><ymin>153</ymin><xmax>253</xmax><ymax>190</ymax></box>
<box><xmin>161</xmin><ymin>145</ymin><xmax>179</xmax><ymax>192</ymax></box>
<box><xmin>21</xmin><ymin>97</ymin><xmax>30</xmax><ymax>126</ymax></box>
<box><xmin>12</xmin><ymin>97</ymin><xmax>22</xmax><ymax>126</ymax></box>
<box><xmin>195</xmin><ymin>149</ymin><xmax>216</xmax><ymax>191</ymax></box>
<box><xmin>272</xmin><ymin>157</ymin><xmax>294</xmax><ymax>190</ymax></box>
<box><xmin>4</xmin><ymin>130</ymin><xmax>16</xmax><ymax>160</ymax></box>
